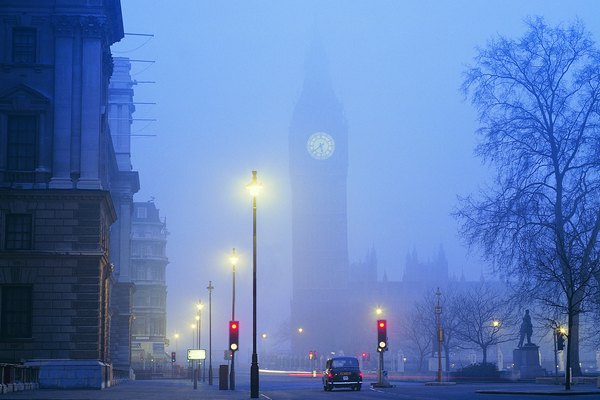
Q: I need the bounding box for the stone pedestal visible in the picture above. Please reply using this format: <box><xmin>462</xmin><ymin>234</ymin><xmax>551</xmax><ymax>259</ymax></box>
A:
<box><xmin>513</xmin><ymin>344</ymin><xmax>545</xmax><ymax>380</ymax></box>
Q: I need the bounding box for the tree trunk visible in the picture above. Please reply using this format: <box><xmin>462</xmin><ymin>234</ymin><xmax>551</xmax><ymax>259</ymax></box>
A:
<box><xmin>482</xmin><ymin>346</ymin><xmax>488</xmax><ymax>364</ymax></box>
<box><xmin>570</xmin><ymin>301</ymin><xmax>583</xmax><ymax>376</ymax></box>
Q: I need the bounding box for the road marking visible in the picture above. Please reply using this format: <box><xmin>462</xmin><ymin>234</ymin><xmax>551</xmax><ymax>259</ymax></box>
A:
<box><xmin>261</xmin><ymin>394</ymin><xmax>273</xmax><ymax>400</ymax></box>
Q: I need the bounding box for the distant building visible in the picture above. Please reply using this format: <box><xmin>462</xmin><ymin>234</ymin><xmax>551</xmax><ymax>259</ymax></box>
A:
<box><xmin>130</xmin><ymin>201</ymin><xmax>169</xmax><ymax>374</ymax></box>
<box><xmin>288</xmin><ymin>33</ymin><xmax>452</xmax><ymax>358</ymax></box>
<box><xmin>0</xmin><ymin>0</ymin><xmax>130</xmax><ymax>389</ymax></box>
<box><xmin>289</xmin><ymin>33</ymin><xmax>353</xmax><ymax>354</ymax></box>
<box><xmin>108</xmin><ymin>57</ymin><xmax>140</xmax><ymax>378</ymax></box>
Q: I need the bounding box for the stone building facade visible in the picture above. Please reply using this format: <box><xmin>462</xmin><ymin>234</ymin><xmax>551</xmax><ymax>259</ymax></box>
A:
<box><xmin>0</xmin><ymin>0</ymin><xmax>128</xmax><ymax>389</ymax></box>
<box><xmin>107</xmin><ymin>57</ymin><xmax>139</xmax><ymax>378</ymax></box>
<box><xmin>130</xmin><ymin>201</ymin><xmax>169</xmax><ymax>374</ymax></box>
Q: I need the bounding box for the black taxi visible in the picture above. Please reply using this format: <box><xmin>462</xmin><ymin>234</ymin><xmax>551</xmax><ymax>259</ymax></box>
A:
<box><xmin>322</xmin><ymin>356</ymin><xmax>362</xmax><ymax>391</ymax></box>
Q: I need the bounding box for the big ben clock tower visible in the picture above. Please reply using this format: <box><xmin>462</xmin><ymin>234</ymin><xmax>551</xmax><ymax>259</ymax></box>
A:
<box><xmin>289</xmin><ymin>36</ymin><xmax>351</xmax><ymax>354</ymax></box>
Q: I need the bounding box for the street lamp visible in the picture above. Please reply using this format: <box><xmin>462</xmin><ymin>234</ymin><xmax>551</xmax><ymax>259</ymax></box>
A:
<box><xmin>196</xmin><ymin>301</ymin><xmax>204</xmax><ymax>382</ymax></box>
<box><xmin>207</xmin><ymin>281</ymin><xmax>214</xmax><ymax>385</ymax></box>
<box><xmin>229</xmin><ymin>248</ymin><xmax>239</xmax><ymax>390</ymax></box>
<box><xmin>261</xmin><ymin>333</ymin><xmax>268</xmax><ymax>368</ymax></box>
<box><xmin>435</xmin><ymin>288</ymin><xmax>443</xmax><ymax>383</ymax></box>
<box><xmin>246</xmin><ymin>170</ymin><xmax>262</xmax><ymax>398</ymax></box>
<box><xmin>492</xmin><ymin>320</ymin><xmax>501</xmax><ymax>330</ymax></box>
<box><xmin>174</xmin><ymin>332</ymin><xmax>180</xmax><ymax>364</ymax></box>
<box><xmin>375</xmin><ymin>307</ymin><xmax>383</xmax><ymax>316</ymax></box>
<box><xmin>190</xmin><ymin>323</ymin><xmax>197</xmax><ymax>388</ymax></box>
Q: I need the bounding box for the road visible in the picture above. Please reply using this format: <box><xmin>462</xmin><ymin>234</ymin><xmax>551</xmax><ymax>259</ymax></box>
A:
<box><xmin>1</xmin><ymin>370</ymin><xmax>599</xmax><ymax>400</ymax></box>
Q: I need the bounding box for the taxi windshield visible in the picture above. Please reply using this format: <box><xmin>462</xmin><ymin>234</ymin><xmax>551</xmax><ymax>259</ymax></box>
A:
<box><xmin>332</xmin><ymin>358</ymin><xmax>358</xmax><ymax>368</ymax></box>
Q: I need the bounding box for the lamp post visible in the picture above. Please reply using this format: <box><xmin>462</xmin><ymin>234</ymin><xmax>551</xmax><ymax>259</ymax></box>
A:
<box><xmin>246</xmin><ymin>170</ymin><xmax>262</xmax><ymax>398</ymax></box>
<box><xmin>191</xmin><ymin>323</ymin><xmax>197</xmax><ymax>387</ymax></box>
<box><xmin>491</xmin><ymin>319</ymin><xmax>501</xmax><ymax>370</ymax></box>
<box><xmin>229</xmin><ymin>248</ymin><xmax>239</xmax><ymax>390</ymax></box>
<box><xmin>261</xmin><ymin>333</ymin><xmax>268</xmax><ymax>366</ymax></box>
<box><xmin>207</xmin><ymin>281</ymin><xmax>214</xmax><ymax>385</ymax></box>
<box><xmin>196</xmin><ymin>301</ymin><xmax>204</xmax><ymax>382</ymax></box>
<box><xmin>173</xmin><ymin>332</ymin><xmax>179</xmax><ymax>377</ymax></box>
<box><xmin>435</xmin><ymin>288</ymin><xmax>443</xmax><ymax>383</ymax></box>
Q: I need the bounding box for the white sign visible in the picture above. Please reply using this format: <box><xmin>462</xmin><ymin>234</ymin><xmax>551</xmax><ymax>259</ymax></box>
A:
<box><xmin>187</xmin><ymin>349</ymin><xmax>206</xmax><ymax>360</ymax></box>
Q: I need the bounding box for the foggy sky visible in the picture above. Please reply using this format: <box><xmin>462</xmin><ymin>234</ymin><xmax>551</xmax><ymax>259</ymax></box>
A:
<box><xmin>111</xmin><ymin>1</ymin><xmax>600</xmax><ymax>358</ymax></box>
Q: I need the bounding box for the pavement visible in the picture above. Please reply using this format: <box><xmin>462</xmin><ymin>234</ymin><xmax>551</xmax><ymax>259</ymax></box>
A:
<box><xmin>0</xmin><ymin>377</ymin><xmax>599</xmax><ymax>399</ymax></box>
<box><xmin>477</xmin><ymin>386</ymin><xmax>600</xmax><ymax>396</ymax></box>
<box><xmin>0</xmin><ymin>379</ymin><xmax>252</xmax><ymax>400</ymax></box>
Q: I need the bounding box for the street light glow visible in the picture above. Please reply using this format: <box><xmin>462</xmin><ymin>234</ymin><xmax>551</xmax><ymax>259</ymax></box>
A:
<box><xmin>230</xmin><ymin>248</ymin><xmax>239</xmax><ymax>265</ymax></box>
<box><xmin>246</xmin><ymin>171</ymin><xmax>263</xmax><ymax>198</ymax></box>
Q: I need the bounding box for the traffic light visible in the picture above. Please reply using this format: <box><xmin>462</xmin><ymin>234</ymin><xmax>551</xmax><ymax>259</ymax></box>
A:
<box><xmin>556</xmin><ymin>330</ymin><xmax>565</xmax><ymax>351</ymax></box>
<box><xmin>361</xmin><ymin>352</ymin><xmax>367</xmax><ymax>360</ymax></box>
<box><xmin>171</xmin><ymin>351</ymin><xmax>176</xmax><ymax>363</ymax></box>
<box><xmin>229</xmin><ymin>320</ymin><xmax>239</xmax><ymax>352</ymax></box>
<box><xmin>309</xmin><ymin>351</ymin><xmax>314</xmax><ymax>360</ymax></box>
<box><xmin>377</xmin><ymin>319</ymin><xmax>387</xmax><ymax>351</ymax></box>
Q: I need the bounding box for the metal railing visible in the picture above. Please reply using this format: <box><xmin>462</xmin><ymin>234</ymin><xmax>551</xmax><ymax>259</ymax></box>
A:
<box><xmin>0</xmin><ymin>363</ymin><xmax>39</xmax><ymax>394</ymax></box>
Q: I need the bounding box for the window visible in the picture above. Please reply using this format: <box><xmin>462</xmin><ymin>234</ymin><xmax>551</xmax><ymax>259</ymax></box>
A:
<box><xmin>136</xmin><ymin>207</ymin><xmax>147</xmax><ymax>219</ymax></box>
<box><xmin>5</xmin><ymin>214</ymin><xmax>32</xmax><ymax>250</ymax></box>
<box><xmin>7</xmin><ymin>115</ymin><xmax>37</xmax><ymax>172</ymax></box>
<box><xmin>1</xmin><ymin>286</ymin><xmax>33</xmax><ymax>338</ymax></box>
<box><xmin>12</xmin><ymin>28</ymin><xmax>36</xmax><ymax>63</ymax></box>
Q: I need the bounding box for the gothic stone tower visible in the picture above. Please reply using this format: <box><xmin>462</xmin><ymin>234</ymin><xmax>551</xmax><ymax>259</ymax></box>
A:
<box><xmin>289</xmin><ymin>35</ymin><xmax>352</xmax><ymax>356</ymax></box>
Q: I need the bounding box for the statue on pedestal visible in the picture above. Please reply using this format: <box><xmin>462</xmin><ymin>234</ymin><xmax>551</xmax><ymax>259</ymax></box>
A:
<box><xmin>518</xmin><ymin>310</ymin><xmax>533</xmax><ymax>347</ymax></box>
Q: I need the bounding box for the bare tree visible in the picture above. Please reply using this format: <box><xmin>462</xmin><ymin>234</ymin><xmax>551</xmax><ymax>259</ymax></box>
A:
<box><xmin>413</xmin><ymin>286</ymin><xmax>462</xmax><ymax>372</ymax></box>
<box><xmin>451</xmin><ymin>282</ymin><xmax>516</xmax><ymax>364</ymax></box>
<box><xmin>456</xmin><ymin>17</ymin><xmax>600</xmax><ymax>387</ymax></box>
<box><xmin>400</xmin><ymin>308</ymin><xmax>433</xmax><ymax>373</ymax></box>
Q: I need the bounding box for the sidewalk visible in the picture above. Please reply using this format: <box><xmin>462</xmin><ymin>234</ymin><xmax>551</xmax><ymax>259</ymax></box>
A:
<box><xmin>477</xmin><ymin>385</ymin><xmax>600</xmax><ymax>396</ymax></box>
<box><xmin>0</xmin><ymin>379</ymin><xmax>251</xmax><ymax>400</ymax></box>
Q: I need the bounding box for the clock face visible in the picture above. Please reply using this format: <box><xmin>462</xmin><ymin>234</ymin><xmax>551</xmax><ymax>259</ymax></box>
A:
<box><xmin>307</xmin><ymin>132</ymin><xmax>335</xmax><ymax>160</ymax></box>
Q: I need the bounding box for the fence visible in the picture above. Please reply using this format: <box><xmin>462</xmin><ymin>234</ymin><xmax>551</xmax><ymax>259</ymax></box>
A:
<box><xmin>0</xmin><ymin>363</ymin><xmax>39</xmax><ymax>394</ymax></box>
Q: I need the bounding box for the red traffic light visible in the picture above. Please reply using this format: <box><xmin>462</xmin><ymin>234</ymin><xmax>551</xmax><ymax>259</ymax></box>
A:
<box><xmin>377</xmin><ymin>319</ymin><xmax>387</xmax><ymax>350</ymax></box>
<box><xmin>361</xmin><ymin>352</ymin><xmax>367</xmax><ymax>358</ymax></box>
<box><xmin>229</xmin><ymin>320</ymin><xmax>239</xmax><ymax>351</ymax></box>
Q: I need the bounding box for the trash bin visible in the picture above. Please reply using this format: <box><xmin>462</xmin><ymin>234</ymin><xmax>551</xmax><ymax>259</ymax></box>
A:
<box><xmin>219</xmin><ymin>365</ymin><xmax>229</xmax><ymax>390</ymax></box>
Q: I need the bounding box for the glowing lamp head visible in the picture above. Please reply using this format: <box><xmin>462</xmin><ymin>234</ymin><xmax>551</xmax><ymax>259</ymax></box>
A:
<box><xmin>230</xmin><ymin>343</ymin><xmax>238</xmax><ymax>351</ymax></box>
<box><xmin>229</xmin><ymin>248</ymin><xmax>239</xmax><ymax>265</ymax></box>
<box><xmin>246</xmin><ymin>170</ymin><xmax>262</xmax><ymax>198</ymax></box>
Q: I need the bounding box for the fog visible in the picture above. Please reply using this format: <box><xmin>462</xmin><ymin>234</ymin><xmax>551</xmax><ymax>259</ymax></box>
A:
<box><xmin>111</xmin><ymin>1</ymin><xmax>600</xmax><ymax>359</ymax></box>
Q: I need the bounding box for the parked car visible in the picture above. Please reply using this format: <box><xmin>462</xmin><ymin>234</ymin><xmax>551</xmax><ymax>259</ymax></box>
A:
<box><xmin>322</xmin><ymin>356</ymin><xmax>362</xmax><ymax>391</ymax></box>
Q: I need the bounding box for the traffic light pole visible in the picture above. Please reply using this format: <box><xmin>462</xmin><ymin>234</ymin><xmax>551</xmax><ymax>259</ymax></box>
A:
<box><xmin>230</xmin><ymin>257</ymin><xmax>236</xmax><ymax>390</ymax></box>
<box><xmin>377</xmin><ymin>350</ymin><xmax>383</xmax><ymax>385</ymax></box>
